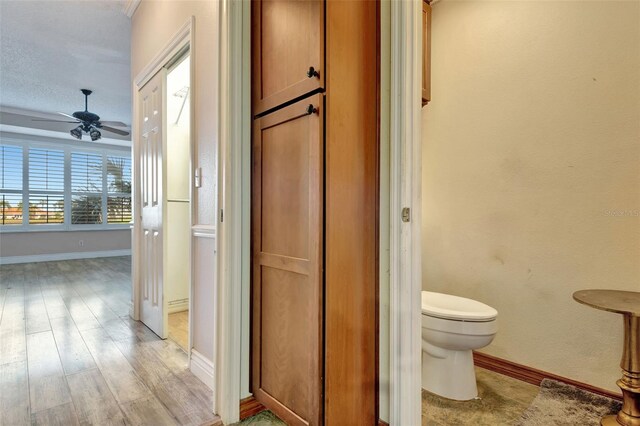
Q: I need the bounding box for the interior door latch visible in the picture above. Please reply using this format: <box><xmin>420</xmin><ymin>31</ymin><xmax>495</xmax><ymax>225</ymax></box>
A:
<box><xmin>402</xmin><ymin>207</ymin><xmax>410</xmax><ymax>223</ymax></box>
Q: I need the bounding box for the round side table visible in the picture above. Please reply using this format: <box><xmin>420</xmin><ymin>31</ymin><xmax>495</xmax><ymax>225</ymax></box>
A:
<box><xmin>573</xmin><ymin>289</ymin><xmax>640</xmax><ymax>426</ymax></box>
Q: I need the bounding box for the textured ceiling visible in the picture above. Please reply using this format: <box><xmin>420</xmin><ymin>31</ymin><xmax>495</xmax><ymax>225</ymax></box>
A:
<box><xmin>0</xmin><ymin>0</ymin><xmax>131</xmax><ymax>126</ymax></box>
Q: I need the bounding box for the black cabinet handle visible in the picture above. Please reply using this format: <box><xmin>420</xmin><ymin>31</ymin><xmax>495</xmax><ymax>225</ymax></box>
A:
<box><xmin>306</xmin><ymin>104</ymin><xmax>318</xmax><ymax>115</ymax></box>
<box><xmin>306</xmin><ymin>66</ymin><xmax>320</xmax><ymax>78</ymax></box>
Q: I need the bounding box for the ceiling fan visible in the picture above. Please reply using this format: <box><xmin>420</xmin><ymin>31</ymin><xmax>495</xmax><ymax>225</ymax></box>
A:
<box><xmin>32</xmin><ymin>89</ymin><xmax>130</xmax><ymax>141</ymax></box>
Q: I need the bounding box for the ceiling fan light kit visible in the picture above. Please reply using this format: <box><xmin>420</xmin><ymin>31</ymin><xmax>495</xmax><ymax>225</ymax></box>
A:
<box><xmin>89</xmin><ymin>128</ymin><xmax>101</xmax><ymax>141</ymax></box>
<box><xmin>32</xmin><ymin>88</ymin><xmax>130</xmax><ymax>141</ymax></box>
<box><xmin>70</xmin><ymin>126</ymin><xmax>83</xmax><ymax>140</ymax></box>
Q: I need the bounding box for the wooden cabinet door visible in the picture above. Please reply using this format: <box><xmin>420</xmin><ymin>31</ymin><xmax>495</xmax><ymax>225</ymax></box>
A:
<box><xmin>251</xmin><ymin>95</ymin><xmax>324</xmax><ymax>426</ymax></box>
<box><xmin>422</xmin><ymin>0</ymin><xmax>431</xmax><ymax>105</ymax></box>
<box><xmin>252</xmin><ymin>0</ymin><xmax>324</xmax><ymax>116</ymax></box>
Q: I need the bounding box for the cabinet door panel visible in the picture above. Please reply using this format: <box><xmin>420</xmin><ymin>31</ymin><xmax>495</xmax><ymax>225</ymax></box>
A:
<box><xmin>252</xmin><ymin>0</ymin><xmax>324</xmax><ymax>115</ymax></box>
<box><xmin>252</xmin><ymin>95</ymin><xmax>324</xmax><ymax>426</ymax></box>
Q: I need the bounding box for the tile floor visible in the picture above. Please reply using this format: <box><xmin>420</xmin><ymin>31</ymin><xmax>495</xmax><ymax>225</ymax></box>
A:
<box><xmin>0</xmin><ymin>257</ymin><xmax>219</xmax><ymax>426</ymax></box>
<box><xmin>422</xmin><ymin>367</ymin><xmax>539</xmax><ymax>425</ymax></box>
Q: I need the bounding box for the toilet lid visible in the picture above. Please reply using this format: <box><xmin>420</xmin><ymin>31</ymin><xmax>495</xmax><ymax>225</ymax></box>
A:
<box><xmin>421</xmin><ymin>291</ymin><xmax>498</xmax><ymax>321</ymax></box>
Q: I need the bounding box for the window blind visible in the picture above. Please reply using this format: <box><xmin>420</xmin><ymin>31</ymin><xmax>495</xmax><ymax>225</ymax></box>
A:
<box><xmin>28</xmin><ymin>148</ymin><xmax>64</xmax><ymax>224</ymax></box>
<box><xmin>0</xmin><ymin>140</ymin><xmax>130</xmax><ymax>230</ymax></box>
<box><xmin>71</xmin><ymin>152</ymin><xmax>103</xmax><ymax>224</ymax></box>
<box><xmin>106</xmin><ymin>155</ymin><xmax>132</xmax><ymax>224</ymax></box>
<box><xmin>0</xmin><ymin>144</ymin><xmax>23</xmax><ymax>225</ymax></box>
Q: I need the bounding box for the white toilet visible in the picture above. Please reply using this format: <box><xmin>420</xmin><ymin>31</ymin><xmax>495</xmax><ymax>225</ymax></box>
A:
<box><xmin>421</xmin><ymin>291</ymin><xmax>498</xmax><ymax>401</ymax></box>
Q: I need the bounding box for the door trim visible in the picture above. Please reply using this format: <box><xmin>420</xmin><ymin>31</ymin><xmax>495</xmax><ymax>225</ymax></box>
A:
<box><xmin>388</xmin><ymin>0</ymin><xmax>423</xmax><ymax>424</ymax></box>
<box><xmin>215</xmin><ymin>0</ymin><xmax>245</xmax><ymax>423</ymax></box>
<box><xmin>134</xmin><ymin>17</ymin><xmax>194</xmax><ymax>89</ymax></box>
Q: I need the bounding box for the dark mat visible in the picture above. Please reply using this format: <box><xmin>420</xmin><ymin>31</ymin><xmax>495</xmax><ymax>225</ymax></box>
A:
<box><xmin>516</xmin><ymin>379</ymin><xmax>622</xmax><ymax>426</ymax></box>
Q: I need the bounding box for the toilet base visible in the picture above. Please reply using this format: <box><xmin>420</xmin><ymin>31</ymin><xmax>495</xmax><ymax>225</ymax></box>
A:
<box><xmin>422</xmin><ymin>344</ymin><xmax>478</xmax><ymax>401</ymax></box>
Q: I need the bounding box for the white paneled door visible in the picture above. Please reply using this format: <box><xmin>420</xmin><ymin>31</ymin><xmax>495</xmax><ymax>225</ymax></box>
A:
<box><xmin>138</xmin><ymin>70</ymin><xmax>167</xmax><ymax>338</ymax></box>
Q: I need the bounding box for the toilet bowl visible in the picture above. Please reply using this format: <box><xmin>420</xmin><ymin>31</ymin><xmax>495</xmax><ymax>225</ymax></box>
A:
<box><xmin>421</xmin><ymin>291</ymin><xmax>498</xmax><ymax>401</ymax></box>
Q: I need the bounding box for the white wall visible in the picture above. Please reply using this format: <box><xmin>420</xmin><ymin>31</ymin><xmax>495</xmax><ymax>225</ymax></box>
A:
<box><xmin>0</xmin><ymin>229</ymin><xmax>130</xmax><ymax>259</ymax></box>
<box><xmin>422</xmin><ymin>1</ymin><xmax>640</xmax><ymax>393</ymax></box>
<box><xmin>166</xmin><ymin>56</ymin><xmax>191</xmax><ymax>203</ymax></box>
<box><xmin>166</xmin><ymin>203</ymin><xmax>190</xmax><ymax>307</ymax></box>
<box><xmin>132</xmin><ymin>1</ymin><xmax>217</xmax><ymax>362</ymax></box>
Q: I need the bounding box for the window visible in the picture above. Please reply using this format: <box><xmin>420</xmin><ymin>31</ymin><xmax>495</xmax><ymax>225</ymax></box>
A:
<box><xmin>107</xmin><ymin>155</ymin><xmax>132</xmax><ymax>224</ymax></box>
<box><xmin>0</xmin><ymin>140</ymin><xmax>131</xmax><ymax>231</ymax></box>
<box><xmin>71</xmin><ymin>152</ymin><xmax>103</xmax><ymax>224</ymax></box>
<box><xmin>29</xmin><ymin>148</ymin><xmax>65</xmax><ymax>224</ymax></box>
<box><xmin>0</xmin><ymin>144</ymin><xmax>23</xmax><ymax>225</ymax></box>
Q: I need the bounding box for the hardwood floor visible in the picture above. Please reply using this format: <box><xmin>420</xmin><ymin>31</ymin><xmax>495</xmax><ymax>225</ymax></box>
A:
<box><xmin>0</xmin><ymin>256</ymin><xmax>220</xmax><ymax>426</ymax></box>
<box><xmin>169</xmin><ymin>311</ymin><xmax>189</xmax><ymax>351</ymax></box>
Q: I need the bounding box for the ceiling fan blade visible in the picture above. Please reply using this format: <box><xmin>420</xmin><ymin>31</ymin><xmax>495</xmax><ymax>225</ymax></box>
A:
<box><xmin>56</xmin><ymin>112</ymin><xmax>77</xmax><ymax>120</ymax></box>
<box><xmin>32</xmin><ymin>119</ymin><xmax>80</xmax><ymax>123</ymax></box>
<box><xmin>100</xmin><ymin>125</ymin><xmax>130</xmax><ymax>136</ymax></box>
<box><xmin>99</xmin><ymin>121</ymin><xmax>127</xmax><ymax>127</ymax></box>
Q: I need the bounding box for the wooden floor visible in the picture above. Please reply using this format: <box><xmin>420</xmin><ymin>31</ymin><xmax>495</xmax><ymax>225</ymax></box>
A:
<box><xmin>169</xmin><ymin>311</ymin><xmax>189</xmax><ymax>351</ymax></box>
<box><xmin>0</xmin><ymin>256</ymin><xmax>220</xmax><ymax>426</ymax></box>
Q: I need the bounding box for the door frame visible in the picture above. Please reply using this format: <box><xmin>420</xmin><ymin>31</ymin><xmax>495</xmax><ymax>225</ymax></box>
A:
<box><xmin>214</xmin><ymin>0</ymin><xmax>245</xmax><ymax>423</ymax></box>
<box><xmin>215</xmin><ymin>0</ymin><xmax>422</xmax><ymax>424</ymax></box>
<box><xmin>132</xmin><ymin>17</ymin><xmax>195</xmax><ymax>349</ymax></box>
<box><xmin>388</xmin><ymin>0</ymin><xmax>423</xmax><ymax>424</ymax></box>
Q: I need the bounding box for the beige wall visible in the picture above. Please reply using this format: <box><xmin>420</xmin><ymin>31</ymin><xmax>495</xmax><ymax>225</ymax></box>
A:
<box><xmin>131</xmin><ymin>1</ymin><xmax>217</xmax><ymax>362</ymax></box>
<box><xmin>0</xmin><ymin>230</ymin><xmax>131</xmax><ymax>258</ymax></box>
<box><xmin>422</xmin><ymin>0</ymin><xmax>639</xmax><ymax>393</ymax></box>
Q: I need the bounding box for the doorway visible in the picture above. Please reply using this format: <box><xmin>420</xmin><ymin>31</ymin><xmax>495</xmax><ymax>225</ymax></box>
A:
<box><xmin>136</xmin><ymin>50</ymin><xmax>192</xmax><ymax>352</ymax></box>
<box><xmin>165</xmin><ymin>53</ymin><xmax>191</xmax><ymax>351</ymax></box>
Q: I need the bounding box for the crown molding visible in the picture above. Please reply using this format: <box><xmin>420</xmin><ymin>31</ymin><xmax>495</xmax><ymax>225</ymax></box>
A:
<box><xmin>123</xmin><ymin>0</ymin><xmax>142</xmax><ymax>19</ymax></box>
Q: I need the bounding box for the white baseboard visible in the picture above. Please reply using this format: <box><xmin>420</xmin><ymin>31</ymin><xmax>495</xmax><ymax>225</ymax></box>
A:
<box><xmin>0</xmin><ymin>249</ymin><xmax>132</xmax><ymax>265</ymax></box>
<box><xmin>168</xmin><ymin>298</ymin><xmax>189</xmax><ymax>314</ymax></box>
<box><xmin>190</xmin><ymin>349</ymin><xmax>215</xmax><ymax>391</ymax></box>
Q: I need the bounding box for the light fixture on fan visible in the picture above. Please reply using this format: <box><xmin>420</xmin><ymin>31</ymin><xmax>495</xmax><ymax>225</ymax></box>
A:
<box><xmin>70</xmin><ymin>123</ymin><xmax>101</xmax><ymax>141</ymax></box>
<box><xmin>70</xmin><ymin>126</ymin><xmax>83</xmax><ymax>140</ymax></box>
<box><xmin>89</xmin><ymin>128</ymin><xmax>101</xmax><ymax>141</ymax></box>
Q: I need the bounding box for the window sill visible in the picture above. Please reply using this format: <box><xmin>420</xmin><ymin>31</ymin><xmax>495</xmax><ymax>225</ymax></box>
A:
<box><xmin>0</xmin><ymin>225</ymin><xmax>132</xmax><ymax>234</ymax></box>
